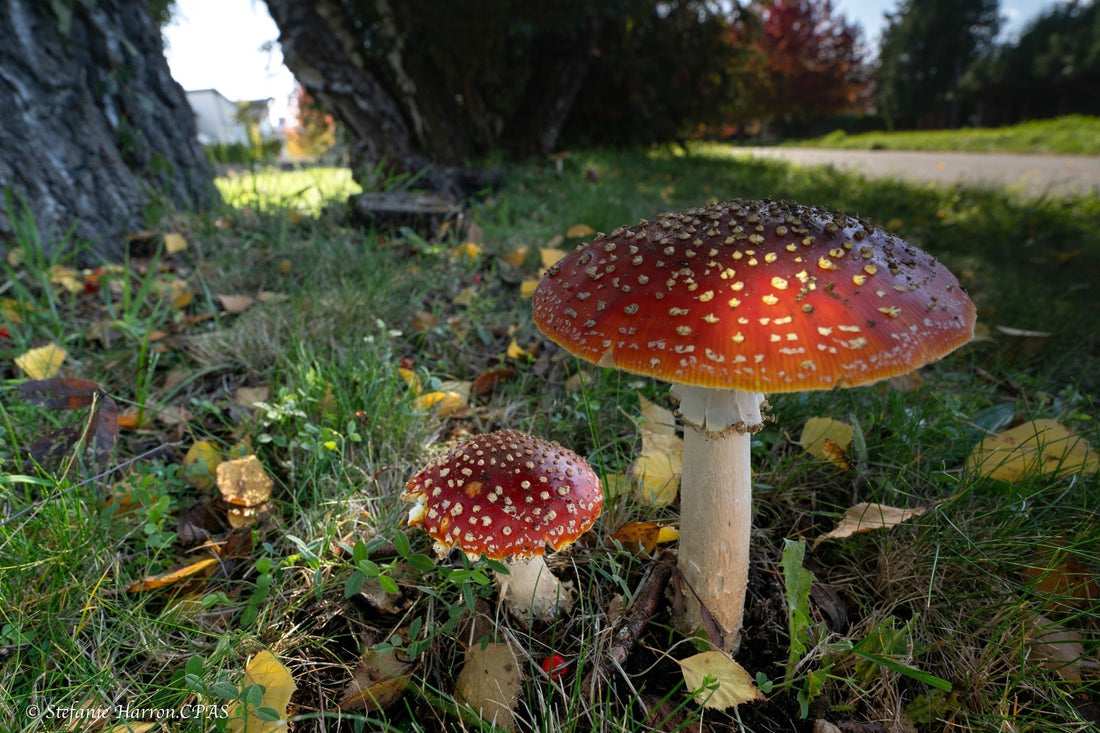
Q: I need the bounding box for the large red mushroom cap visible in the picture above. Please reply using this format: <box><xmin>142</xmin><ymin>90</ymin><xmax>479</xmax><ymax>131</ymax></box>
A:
<box><xmin>402</xmin><ymin>430</ymin><xmax>603</xmax><ymax>560</ymax></box>
<box><xmin>532</xmin><ymin>199</ymin><xmax>976</xmax><ymax>393</ymax></box>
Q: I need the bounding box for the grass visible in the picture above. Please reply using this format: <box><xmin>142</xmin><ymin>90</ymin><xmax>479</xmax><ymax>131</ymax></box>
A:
<box><xmin>1</xmin><ymin>148</ymin><xmax>1098</xmax><ymax>732</ymax></box>
<box><xmin>787</xmin><ymin>115</ymin><xmax>1100</xmax><ymax>156</ymax></box>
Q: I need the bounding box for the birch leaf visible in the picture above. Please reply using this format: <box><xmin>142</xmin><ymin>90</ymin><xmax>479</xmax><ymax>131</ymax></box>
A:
<box><xmin>455</xmin><ymin>642</ymin><xmax>524</xmax><ymax>732</ymax></box>
<box><xmin>799</xmin><ymin>417</ymin><xmax>854</xmax><ymax>465</ymax></box>
<box><xmin>679</xmin><ymin>651</ymin><xmax>764</xmax><ymax>709</ymax></box>
<box><xmin>814</xmin><ymin>502</ymin><xmax>926</xmax><ymax>548</ymax></box>
<box><xmin>628</xmin><ymin>395</ymin><xmax>682</xmax><ymax>506</ymax></box>
<box><xmin>967</xmin><ymin>419</ymin><xmax>1099</xmax><ymax>481</ymax></box>
<box><xmin>15</xmin><ymin>343</ymin><xmax>68</xmax><ymax>379</ymax></box>
<box><xmin>227</xmin><ymin>650</ymin><xmax>297</xmax><ymax>733</ymax></box>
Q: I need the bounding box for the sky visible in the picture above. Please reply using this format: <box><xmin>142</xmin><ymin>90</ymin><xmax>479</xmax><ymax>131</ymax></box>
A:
<box><xmin>162</xmin><ymin>0</ymin><xmax>1061</xmax><ymax>126</ymax></box>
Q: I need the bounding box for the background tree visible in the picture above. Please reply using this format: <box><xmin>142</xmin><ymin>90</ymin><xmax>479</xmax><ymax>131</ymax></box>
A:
<box><xmin>285</xmin><ymin>85</ymin><xmax>340</xmax><ymax>161</ymax></box>
<box><xmin>875</xmin><ymin>0</ymin><xmax>1000</xmax><ymax>129</ymax></box>
<box><xmin>962</xmin><ymin>0</ymin><xmax>1100</xmax><ymax>124</ymax></box>
<box><xmin>263</xmin><ymin>0</ymin><xmax>758</xmax><ymax>197</ymax></box>
<box><xmin>749</xmin><ymin>0</ymin><xmax>871</xmax><ymax>135</ymax></box>
<box><xmin>0</xmin><ymin>0</ymin><xmax>218</xmax><ymax>261</ymax></box>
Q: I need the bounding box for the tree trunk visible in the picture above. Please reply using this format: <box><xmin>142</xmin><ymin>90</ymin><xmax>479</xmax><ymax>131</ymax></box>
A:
<box><xmin>264</xmin><ymin>0</ymin><xmax>470</xmax><ymax>200</ymax></box>
<box><xmin>0</xmin><ymin>0</ymin><xmax>218</xmax><ymax>263</ymax></box>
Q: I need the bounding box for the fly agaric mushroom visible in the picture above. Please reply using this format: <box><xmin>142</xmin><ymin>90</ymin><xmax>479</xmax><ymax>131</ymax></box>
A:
<box><xmin>532</xmin><ymin>198</ymin><xmax>975</xmax><ymax>651</ymax></box>
<box><xmin>402</xmin><ymin>430</ymin><xmax>603</xmax><ymax>619</ymax></box>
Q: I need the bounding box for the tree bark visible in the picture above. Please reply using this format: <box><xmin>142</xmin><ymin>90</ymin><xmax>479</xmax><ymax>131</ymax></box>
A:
<box><xmin>0</xmin><ymin>0</ymin><xmax>218</xmax><ymax>263</ymax></box>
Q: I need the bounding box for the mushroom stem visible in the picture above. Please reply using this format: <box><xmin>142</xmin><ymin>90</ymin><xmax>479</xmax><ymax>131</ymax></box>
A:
<box><xmin>495</xmin><ymin>555</ymin><xmax>574</xmax><ymax>621</ymax></box>
<box><xmin>671</xmin><ymin>385</ymin><xmax>764</xmax><ymax>654</ymax></box>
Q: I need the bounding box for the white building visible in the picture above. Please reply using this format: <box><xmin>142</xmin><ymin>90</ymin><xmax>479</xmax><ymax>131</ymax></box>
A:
<box><xmin>185</xmin><ymin>89</ymin><xmax>277</xmax><ymax>146</ymax></box>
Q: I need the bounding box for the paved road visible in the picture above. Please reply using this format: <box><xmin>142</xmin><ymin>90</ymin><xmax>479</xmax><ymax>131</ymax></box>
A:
<box><xmin>736</xmin><ymin>147</ymin><xmax>1100</xmax><ymax>199</ymax></box>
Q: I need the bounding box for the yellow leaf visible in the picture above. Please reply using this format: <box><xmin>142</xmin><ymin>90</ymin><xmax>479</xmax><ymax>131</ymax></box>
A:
<box><xmin>885</xmin><ymin>218</ymin><xmax>903</xmax><ymax>232</ymax></box>
<box><xmin>453</xmin><ymin>241</ymin><xmax>482</xmax><ymax>260</ymax></box>
<box><xmin>454</xmin><ymin>642</ymin><xmax>524</xmax><ymax>732</ymax></box>
<box><xmin>15</xmin><ymin>343</ymin><xmax>68</xmax><ymax>379</ymax></box>
<box><xmin>398</xmin><ymin>367</ymin><xmax>422</xmax><ymax>396</ymax></box>
<box><xmin>415</xmin><ymin>391</ymin><xmax>467</xmax><ymax>417</ymax></box>
<box><xmin>799</xmin><ymin>417</ymin><xmax>853</xmax><ymax>461</ymax></box>
<box><xmin>126</xmin><ymin>558</ymin><xmax>218</xmax><ymax>593</ymax></box>
<box><xmin>967</xmin><ymin>419</ymin><xmax>1099</xmax><ymax>482</ymax></box>
<box><xmin>539</xmin><ymin>247</ymin><xmax>568</xmax><ymax>268</ymax></box>
<box><xmin>1</xmin><ymin>297</ymin><xmax>27</xmax><ymax>324</ymax></box>
<box><xmin>610</xmin><ymin>521</ymin><xmax>680</xmax><ymax>555</ymax></box>
<box><xmin>678</xmin><ymin>651</ymin><xmax>764</xmax><ymax>709</ymax></box>
<box><xmin>628</xmin><ymin>395</ymin><xmax>682</xmax><ymax>506</ymax></box>
<box><xmin>227</xmin><ymin>650</ymin><xmax>297</xmax><ymax>733</ymax></box>
<box><xmin>519</xmin><ymin>279</ymin><xmax>538</xmax><ymax>299</ymax></box>
<box><xmin>501</xmin><ymin>247</ymin><xmax>527</xmax><ymax>266</ymax></box>
<box><xmin>506</xmin><ymin>339</ymin><xmax>534</xmax><ymax>360</ymax></box>
<box><xmin>49</xmin><ymin>264</ymin><xmax>84</xmax><ymax>294</ymax></box>
<box><xmin>813</xmin><ymin>502</ymin><xmax>927</xmax><ymax>548</ymax></box>
<box><xmin>234</xmin><ymin>386</ymin><xmax>270</xmax><ymax>406</ymax></box>
<box><xmin>452</xmin><ymin>286</ymin><xmax>476</xmax><ymax>306</ymax></box>
<box><xmin>6</xmin><ymin>247</ymin><xmax>24</xmax><ymax>267</ymax></box>
<box><xmin>566</xmin><ymin>223</ymin><xmax>596</xmax><ymax>239</ymax></box>
<box><xmin>164</xmin><ymin>232</ymin><xmax>188</xmax><ymax>254</ymax></box>
<box><xmin>183</xmin><ymin>440</ymin><xmax>222</xmax><ymax>491</ymax></box>
<box><xmin>216</xmin><ymin>455</ymin><xmax>274</xmax><ymax>507</ymax></box>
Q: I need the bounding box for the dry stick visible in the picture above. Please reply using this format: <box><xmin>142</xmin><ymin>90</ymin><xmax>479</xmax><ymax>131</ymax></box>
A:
<box><xmin>584</xmin><ymin>548</ymin><xmax>676</xmax><ymax>695</ymax></box>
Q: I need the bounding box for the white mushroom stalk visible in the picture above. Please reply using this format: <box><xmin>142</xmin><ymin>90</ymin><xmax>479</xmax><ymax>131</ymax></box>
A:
<box><xmin>671</xmin><ymin>384</ymin><xmax>765</xmax><ymax>652</ymax></box>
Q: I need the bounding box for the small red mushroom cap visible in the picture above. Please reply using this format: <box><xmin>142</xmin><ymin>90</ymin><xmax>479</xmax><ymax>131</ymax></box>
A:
<box><xmin>532</xmin><ymin>199</ymin><xmax>976</xmax><ymax>393</ymax></box>
<box><xmin>402</xmin><ymin>430</ymin><xmax>603</xmax><ymax>560</ymax></box>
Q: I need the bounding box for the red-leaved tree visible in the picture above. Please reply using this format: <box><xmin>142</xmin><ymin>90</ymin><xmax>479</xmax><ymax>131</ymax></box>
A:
<box><xmin>750</xmin><ymin>0</ymin><xmax>872</xmax><ymax>131</ymax></box>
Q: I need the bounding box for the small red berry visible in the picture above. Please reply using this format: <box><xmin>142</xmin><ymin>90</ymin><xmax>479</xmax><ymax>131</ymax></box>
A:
<box><xmin>541</xmin><ymin>653</ymin><xmax>569</xmax><ymax>681</ymax></box>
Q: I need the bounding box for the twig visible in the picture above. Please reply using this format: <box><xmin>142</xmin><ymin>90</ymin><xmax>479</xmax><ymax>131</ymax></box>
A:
<box><xmin>584</xmin><ymin>548</ymin><xmax>676</xmax><ymax>694</ymax></box>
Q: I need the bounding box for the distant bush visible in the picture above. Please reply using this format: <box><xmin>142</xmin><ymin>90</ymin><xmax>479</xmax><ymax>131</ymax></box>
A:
<box><xmin>204</xmin><ymin>140</ymin><xmax>282</xmax><ymax>166</ymax></box>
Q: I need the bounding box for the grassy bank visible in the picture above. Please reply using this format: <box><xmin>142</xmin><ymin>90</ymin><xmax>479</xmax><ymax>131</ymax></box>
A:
<box><xmin>790</xmin><ymin>115</ymin><xmax>1100</xmax><ymax>156</ymax></box>
<box><xmin>2</xmin><ymin>152</ymin><xmax>1097</xmax><ymax>732</ymax></box>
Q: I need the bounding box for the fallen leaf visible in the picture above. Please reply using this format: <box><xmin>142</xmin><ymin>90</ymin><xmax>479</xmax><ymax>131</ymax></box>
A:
<box><xmin>216</xmin><ymin>455</ymin><xmax>274</xmax><ymax>507</ymax></box>
<box><xmin>397</xmin><ymin>368</ymin><xmax>422</xmax><ymax>396</ymax></box>
<box><xmin>1023</xmin><ymin>540</ymin><xmax>1100</xmax><ymax>610</ymax></box>
<box><xmin>336</xmin><ymin>649</ymin><xmax>414</xmax><ymax>711</ymax></box>
<box><xmin>412</xmin><ymin>310</ymin><xmax>437</xmax><ymax>332</ymax></box>
<box><xmin>126</xmin><ymin>557</ymin><xmax>218</xmax><ymax>592</ymax></box>
<box><xmin>505</xmin><ymin>339</ymin><xmax>535</xmax><ymax>360</ymax></box>
<box><xmin>799</xmin><ymin>417</ymin><xmax>854</xmax><ymax>463</ymax></box>
<box><xmin>227</xmin><ymin>650</ymin><xmax>297</xmax><ymax>733</ymax></box>
<box><xmin>610</xmin><ymin>522</ymin><xmax>679</xmax><ymax>554</ymax></box>
<box><xmin>967</xmin><ymin>419</ymin><xmax>1099</xmax><ymax>481</ymax></box>
<box><xmin>454</xmin><ymin>642</ymin><xmax>524</xmax><ymax>732</ymax></box>
<box><xmin>814</xmin><ymin>502</ymin><xmax>926</xmax><ymax>548</ymax></box>
<box><xmin>49</xmin><ymin>264</ymin><xmax>84</xmax><ymax>294</ymax></box>
<box><xmin>217</xmin><ymin>294</ymin><xmax>256</xmax><ymax>314</ymax></box>
<box><xmin>2</xmin><ymin>296</ymin><xmax>28</xmax><ymax>323</ymax></box>
<box><xmin>452</xmin><ymin>286</ymin><xmax>476</xmax><ymax>307</ymax></box>
<box><xmin>415</xmin><ymin>391</ymin><xmax>468</xmax><ymax>417</ymax></box>
<box><xmin>564</xmin><ymin>370</ymin><xmax>592</xmax><ymax>393</ymax></box>
<box><xmin>116</xmin><ymin>410</ymin><xmax>152</xmax><ymax>431</ymax></box>
<box><xmin>566</xmin><ymin>223</ymin><xmax>596</xmax><ymax>239</ymax></box>
<box><xmin>164</xmin><ymin>232</ymin><xmax>188</xmax><ymax>254</ymax></box>
<box><xmin>472</xmin><ymin>367</ymin><xmax>515</xmax><ymax>396</ymax></box>
<box><xmin>234</xmin><ymin>386</ymin><xmax>270</xmax><ymax>407</ymax></box>
<box><xmin>629</xmin><ymin>395</ymin><xmax>682</xmax><ymax>506</ymax></box>
<box><xmin>14</xmin><ymin>377</ymin><xmax>99</xmax><ymax>410</ymax></box>
<box><xmin>501</xmin><ymin>247</ymin><xmax>526</xmax><ymax>266</ymax></box>
<box><xmin>1027</xmin><ymin>615</ymin><xmax>1084</xmax><ymax>682</ymax></box>
<box><xmin>15</xmin><ymin>343</ymin><xmax>68</xmax><ymax>379</ymax></box>
<box><xmin>183</xmin><ymin>440</ymin><xmax>222</xmax><ymax>491</ymax></box>
<box><xmin>678</xmin><ymin>650</ymin><xmax>764</xmax><ymax>709</ymax></box>
<box><xmin>453</xmin><ymin>241</ymin><xmax>482</xmax><ymax>260</ymax></box>
<box><xmin>539</xmin><ymin>247</ymin><xmax>568</xmax><ymax>268</ymax></box>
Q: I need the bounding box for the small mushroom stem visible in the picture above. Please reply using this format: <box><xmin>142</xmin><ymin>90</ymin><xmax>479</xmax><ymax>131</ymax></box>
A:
<box><xmin>671</xmin><ymin>385</ymin><xmax>764</xmax><ymax>654</ymax></box>
<box><xmin>495</xmin><ymin>555</ymin><xmax>574</xmax><ymax>621</ymax></box>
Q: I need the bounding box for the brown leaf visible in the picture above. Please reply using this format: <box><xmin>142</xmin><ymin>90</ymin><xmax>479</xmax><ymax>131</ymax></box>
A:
<box><xmin>14</xmin><ymin>377</ymin><xmax>100</xmax><ymax>410</ymax></box>
<box><xmin>814</xmin><ymin>502</ymin><xmax>927</xmax><ymax>548</ymax></box>
<box><xmin>216</xmin><ymin>294</ymin><xmax>256</xmax><ymax>314</ymax></box>
<box><xmin>472</xmin><ymin>367</ymin><xmax>515</xmax><ymax>396</ymax></box>
<box><xmin>455</xmin><ymin>642</ymin><xmax>524</xmax><ymax>732</ymax></box>
<box><xmin>336</xmin><ymin>649</ymin><xmax>415</xmax><ymax>711</ymax></box>
<box><xmin>610</xmin><ymin>522</ymin><xmax>680</xmax><ymax>555</ymax></box>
